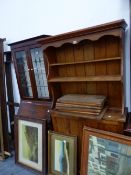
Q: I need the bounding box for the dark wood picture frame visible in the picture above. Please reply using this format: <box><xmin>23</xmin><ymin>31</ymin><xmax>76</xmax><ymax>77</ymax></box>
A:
<box><xmin>15</xmin><ymin>116</ymin><xmax>47</xmax><ymax>175</ymax></box>
<box><xmin>48</xmin><ymin>131</ymin><xmax>77</xmax><ymax>175</ymax></box>
<box><xmin>81</xmin><ymin>126</ymin><xmax>131</xmax><ymax>175</ymax></box>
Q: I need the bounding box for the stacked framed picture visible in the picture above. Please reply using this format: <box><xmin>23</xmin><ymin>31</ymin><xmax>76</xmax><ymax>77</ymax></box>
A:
<box><xmin>81</xmin><ymin>127</ymin><xmax>131</xmax><ymax>175</ymax></box>
<box><xmin>48</xmin><ymin>131</ymin><xmax>77</xmax><ymax>175</ymax></box>
<box><xmin>15</xmin><ymin>116</ymin><xmax>47</xmax><ymax>175</ymax></box>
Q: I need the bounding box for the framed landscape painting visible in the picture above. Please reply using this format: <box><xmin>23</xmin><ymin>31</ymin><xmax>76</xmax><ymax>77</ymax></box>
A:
<box><xmin>48</xmin><ymin>131</ymin><xmax>77</xmax><ymax>175</ymax></box>
<box><xmin>15</xmin><ymin>116</ymin><xmax>47</xmax><ymax>175</ymax></box>
<box><xmin>80</xmin><ymin>126</ymin><xmax>131</xmax><ymax>175</ymax></box>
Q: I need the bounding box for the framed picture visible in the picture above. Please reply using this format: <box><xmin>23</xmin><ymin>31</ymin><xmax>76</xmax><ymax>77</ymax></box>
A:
<box><xmin>15</xmin><ymin>116</ymin><xmax>47</xmax><ymax>175</ymax></box>
<box><xmin>48</xmin><ymin>131</ymin><xmax>77</xmax><ymax>175</ymax></box>
<box><xmin>81</xmin><ymin>126</ymin><xmax>131</xmax><ymax>175</ymax></box>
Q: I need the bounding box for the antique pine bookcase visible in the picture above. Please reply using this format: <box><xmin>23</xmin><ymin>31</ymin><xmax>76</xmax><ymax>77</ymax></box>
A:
<box><xmin>38</xmin><ymin>19</ymin><xmax>127</xmax><ymax>173</ymax></box>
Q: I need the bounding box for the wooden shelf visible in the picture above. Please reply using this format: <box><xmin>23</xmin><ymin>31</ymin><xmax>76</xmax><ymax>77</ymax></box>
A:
<box><xmin>50</xmin><ymin>57</ymin><xmax>121</xmax><ymax>66</ymax></box>
<box><xmin>103</xmin><ymin>108</ymin><xmax>125</xmax><ymax>122</ymax></box>
<box><xmin>49</xmin><ymin>75</ymin><xmax>121</xmax><ymax>82</ymax></box>
<box><xmin>51</xmin><ymin>107</ymin><xmax>125</xmax><ymax>122</ymax></box>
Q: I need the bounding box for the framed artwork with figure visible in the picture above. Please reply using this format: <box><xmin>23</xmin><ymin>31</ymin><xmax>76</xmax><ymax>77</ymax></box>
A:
<box><xmin>81</xmin><ymin>126</ymin><xmax>131</xmax><ymax>175</ymax></box>
<box><xmin>48</xmin><ymin>131</ymin><xmax>77</xmax><ymax>175</ymax></box>
<box><xmin>15</xmin><ymin>116</ymin><xmax>47</xmax><ymax>175</ymax></box>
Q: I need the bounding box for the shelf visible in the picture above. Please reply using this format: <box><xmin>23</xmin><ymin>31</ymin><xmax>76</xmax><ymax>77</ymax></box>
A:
<box><xmin>51</xmin><ymin>107</ymin><xmax>125</xmax><ymax>122</ymax></box>
<box><xmin>50</xmin><ymin>57</ymin><xmax>121</xmax><ymax>66</ymax></box>
<box><xmin>48</xmin><ymin>75</ymin><xmax>121</xmax><ymax>82</ymax></box>
<box><xmin>103</xmin><ymin>108</ymin><xmax>125</xmax><ymax>122</ymax></box>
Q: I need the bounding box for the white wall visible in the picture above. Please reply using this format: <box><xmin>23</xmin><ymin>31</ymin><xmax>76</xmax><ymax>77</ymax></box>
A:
<box><xmin>0</xmin><ymin>0</ymin><xmax>130</xmax><ymax>110</ymax></box>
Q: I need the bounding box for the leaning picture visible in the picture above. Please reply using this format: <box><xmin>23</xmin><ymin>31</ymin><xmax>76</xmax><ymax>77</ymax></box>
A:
<box><xmin>15</xmin><ymin>117</ymin><xmax>46</xmax><ymax>174</ymax></box>
<box><xmin>48</xmin><ymin>131</ymin><xmax>77</xmax><ymax>175</ymax></box>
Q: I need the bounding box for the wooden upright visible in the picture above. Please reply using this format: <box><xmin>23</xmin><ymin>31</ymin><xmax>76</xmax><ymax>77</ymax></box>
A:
<box><xmin>39</xmin><ymin>20</ymin><xmax>127</xmax><ymax>174</ymax></box>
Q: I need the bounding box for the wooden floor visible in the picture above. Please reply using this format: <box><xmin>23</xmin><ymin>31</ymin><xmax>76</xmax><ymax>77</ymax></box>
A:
<box><xmin>0</xmin><ymin>155</ymin><xmax>36</xmax><ymax>175</ymax></box>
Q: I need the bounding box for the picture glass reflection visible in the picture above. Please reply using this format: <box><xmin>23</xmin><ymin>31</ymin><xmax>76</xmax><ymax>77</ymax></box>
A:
<box><xmin>88</xmin><ymin>135</ymin><xmax>131</xmax><ymax>175</ymax></box>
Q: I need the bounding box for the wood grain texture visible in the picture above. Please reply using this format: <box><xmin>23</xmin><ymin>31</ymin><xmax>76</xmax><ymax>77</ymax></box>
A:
<box><xmin>48</xmin><ymin>75</ymin><xmax>121</xmax><ymax>82</ymax></box>
<box><xmin>64</xmin><ymin>44</ymin><xmax>76</xmax><ymax>76</ymax></box>
<box><xmin>38</xmin><ymin>19</ymin><xmax>127</xmax><ymax>48</ymax></box>
<box><xmin>51</xmin><ymin>111</ymin><xmax>125</xmax><ymax>174</ymax></box>
<box><xmin>50</xmin><ymin>57</ymin><xmax>121</xmax><ymax>66</ymax></box>
<box><xmin>18</xmin><ymin>100</ymin><xmax>52</xmax><ymax>121</ymax></box>
<box><xmin>39</xmin><ymin>20</ymin><xmax>127</xmax><ymax>174</ymax></box>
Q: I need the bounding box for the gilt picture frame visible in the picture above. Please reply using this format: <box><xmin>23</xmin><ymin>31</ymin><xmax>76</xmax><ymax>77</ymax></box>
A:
<box><xmin>48</xmin><ymin>131</ymin><xmax>77</xmax><ymax>175</ymax></box>
<box><xmin>15</xmin><ymin>116</ymin><xmax>47</xmax><ymax>175</ymax></box>
<box><xmin>81</xmin><ymin>126</ymin><xmax>131</xmax><ymax>175</ymax></box>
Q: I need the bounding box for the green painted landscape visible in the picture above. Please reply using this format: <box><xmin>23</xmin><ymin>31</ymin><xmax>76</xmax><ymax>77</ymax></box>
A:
<box><xmin>22</xmin><ymin>125</ymin><xmax>38</xmax><ymax>163</ymax></box>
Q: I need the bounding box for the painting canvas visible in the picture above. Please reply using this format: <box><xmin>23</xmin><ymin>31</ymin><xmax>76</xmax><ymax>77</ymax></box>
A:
<box><xmin>54</xmin><ymin>139</ymin><xmax>69</xmax><ymax>174</ymax></box>
<box><xmin>81</xmin><ymin>127</ymin><xmax>131</xmax><ymax>175</ymax></box>
<box><xmin>21</xmin><ymin>124</ymin><xmax>38</xmax><ymax>163</ymax></box>
<box><xmin>48</xmin><ymin>131</ymin><xmax>77</xmax><ymax>175</ymax></box>
<box><xmin>18</xmin><ymin>119</ymin><xmax>43</xmax><ymax>172</ymax></box>
<box><xmin>88</xmin><ymin>136</ymin><xmax>131</xmax><ymax>175</ymax></box>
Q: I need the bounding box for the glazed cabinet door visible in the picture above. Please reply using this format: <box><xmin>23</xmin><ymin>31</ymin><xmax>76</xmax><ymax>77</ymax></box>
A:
<box><xmin>13</xmin><ymin>47</ymin><xmax>50</xmax><ymax>100</ymax></box>
<box><xmin>30</xmin><ymin>47</ymin><xmax>49</xmax><ymax>98</ymax></box>
<box><xmin>15</xmin><ymin>50</ymin><xmax>33</xmax><ymax>98</ymax></box>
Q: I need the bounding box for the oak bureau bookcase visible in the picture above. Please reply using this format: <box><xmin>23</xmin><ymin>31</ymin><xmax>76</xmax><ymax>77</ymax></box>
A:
<box><xmin>9</xmin><ymin>35</ymin><xmax>52</xmax><ymax>174</ymax></box>
<box><xmin>9</xmin><ymin>35</ymin><xmax>51</xmax><ymax>100</ymax></box>
<box><xmin>9</xmin><ymin>35</ymin><xmax>52</xmax><ymax>121</ymax></box>
<box><xmin>38</xmin><ymin>19</ymin><xmax>127</xmax><ymax>174</ymax></box>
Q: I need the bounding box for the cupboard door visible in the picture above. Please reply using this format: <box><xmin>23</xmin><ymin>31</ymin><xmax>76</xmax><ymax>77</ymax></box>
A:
<box><xmin>30</xmin><ymin>47</ymin><xmax>49</xmax><ymax>98</ymax></box>
<box><xmin>15</xmin><ymin>51</ymin><xmax>33</xmax><ymax>97</ymax></box>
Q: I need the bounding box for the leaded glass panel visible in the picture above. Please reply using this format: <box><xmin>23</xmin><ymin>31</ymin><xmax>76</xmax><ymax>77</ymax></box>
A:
<box><xmin>30</xmin><ymin>48</ymin><xmax>49</xmax><ymax>98</ymax></box>
<box><xmin>15</xmin><ymin>51</ymin><xmax>33</xmax><ymax>97</ymax></box>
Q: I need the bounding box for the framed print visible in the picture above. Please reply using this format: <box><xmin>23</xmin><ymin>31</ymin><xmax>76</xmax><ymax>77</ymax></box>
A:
<box><xmin>48</xmin><ymin>131</ymin><xmax>77</xmax><ymax>175</ymax></box>
<box><xmin>15</xmin><ymin>116</ymin><xmax>47</xmax><ymax>175</ymax></box>
<box><xmin>81</xmin><ymin>126</ymin><xmax>131</xmax><ymax>175</ymax></box>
